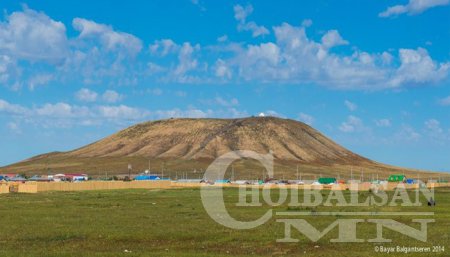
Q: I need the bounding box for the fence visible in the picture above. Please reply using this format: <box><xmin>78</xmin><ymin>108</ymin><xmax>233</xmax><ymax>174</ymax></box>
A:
<box><xmin>34</xmin><ymin>180</ymin><xmax>172</xmax><ymax>192</ymax></box>
<box><xmin>0</xmin><ymin>184</ymin><xmax>9</xmax><ymax>194</ymax></box>
<box><xmin>0</xmin><ymin>181</ymin><xmax>448</xmax><ymax>194</ymax></box>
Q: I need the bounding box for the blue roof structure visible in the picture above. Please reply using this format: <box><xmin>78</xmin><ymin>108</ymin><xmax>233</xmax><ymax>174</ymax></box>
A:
<box><xmin>215</xmin><ymin>179</ymin><xmax>231</xmax><ymax>184</ymax></box>
<box><xmin>134</xmin><ymin>175</ymin><xmax>161</xmax><ymax>181</ymax></box>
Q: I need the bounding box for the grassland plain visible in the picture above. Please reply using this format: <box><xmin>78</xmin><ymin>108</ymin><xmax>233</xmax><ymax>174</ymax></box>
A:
<box><xmin>0</xmin><ymin>187</ymin><xmax>449</xmax><ymax>257</ymax></box>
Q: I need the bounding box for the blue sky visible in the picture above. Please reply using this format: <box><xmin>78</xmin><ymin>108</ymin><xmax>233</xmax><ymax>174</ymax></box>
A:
<box><xmin>0</xmin><ymin>0</ymin><xmax>449</xmax><ymax>171</ymax></box>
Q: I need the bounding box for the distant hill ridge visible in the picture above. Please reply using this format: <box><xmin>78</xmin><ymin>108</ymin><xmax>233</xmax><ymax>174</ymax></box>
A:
<box><xmin>3</xmin><ymin>117</ymin><xmax>442</xmax><ymax>177</ymax></box>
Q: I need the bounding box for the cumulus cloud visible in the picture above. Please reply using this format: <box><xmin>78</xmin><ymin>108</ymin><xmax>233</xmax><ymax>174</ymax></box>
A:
<box><xmin>1</xmin><ymin>6</ymin><xmax>450</xmax><ymax>92</ymax></box>
<box><xmin>75</xmin><ymin>88</ymin><xmax>98</xmax><ymax>102</ymax></box>
<box><xmin>233</xmin><ymin>4</ymin><xmax>269</xmax><ymax>37</ymax></box>
<box><xmin>438</xmin><ymin>96</ymin><xmax>450</xmax><ymax>106</ymax></box>
<box><xmin>214</xmin><ymin>59</ymin><xmax>232</xmax><ymax>79</ymax></box>
<box><xmin>148</xmin><ymin>39</ymin><xmax>204</xmax><ymax>82</ymax></box>
<box><xmin>213</xmin><ymin>22</ymin><xmax>449</xmax><ymax>90</ymax></box>
<box><xmin>149</xmin><ymin>39</ymin><xmax>178</xmax><ymax>56</ymax></box>
<box><xmin>102</xmin><ymin>90</ymin><xmax>123</xmax><ymax>103</ymax></box>
<box><xmin>148</xmin><ymin>88</ymin><xmax>163</xmax><ymax>96</ymax></box>
<box><xmin>0</xmin><ymin>7</ymin><xmax>69</xmax><ymax>63</ymax></box>
<box><xmin>395</xmin><ymin>125</ymin><xmax>421</xmax><ymax>142</ymax></box>
<box><xmin>0</xmin><ymin>55</ymin><xmax>19</xmax><ymax>86</ymax></box>
<box><xmin>344</xmin><ymin>100</ymin><xmax>358</xmax><ymax>111</ymax></box>
<box><xmin>0</xmin><ymin>98</ymin><xmax>250</xmax><ymax>128</ymax></box>
<box><xmin>389</xmin><ymin>48</ymin><xmax>450</xmax><ymax>87</ymax></box>
<box><xmin>0</xmin><ymin>7</ymin><xmax>145</xmax><ymax>90</ymax></box>
<box><xmin>424</xmin><ymin>119</ymin><xmax>448</xmax><ymax>142</ymax></box>
<box><xmin>72</xmin><ymin>18</ymin><xmax>142</xmax><ymax>56</ymax></box>
<box><xmin>217</xmin><ymin>35</ymin><xmax>228</xmax><ymax>42</ymax></box>
<box><xmin>379</xmin><ymin>0</ymin><xmax>449</xmax><ymax>17</ymax></box>
<box><xmin>214</xmin><ymin>97</ymin><xmax>239</xmax><ymax>107</ymax></box>
<box><xmin>144</xmin><ymin>21</ymin><xmax>449</xmax><ymax>89</ymax></box>
<box><xmin>0</xmin><ymin>99</ymin><xmax>27</xmax><ymax>114</ymax></box>
<box><xmin>339</xmin><ymin>115</ymin><xmax>365</xmax><ymax>133</ymax></box>
<box><xmin>28</xmin><ymin>74</ymin><xmax>54</xmax><ymax>90</ymax></box>
<box><xmin>97</xmin><ymin>105</ymin><xmax>146</xmax><ymax>120</ymax></box>
<box><xmin>375</xmin><ymin>119</ymin><xmax>392</xmax><ymax>127</ymax></box>
<box><xmin>35</xmin><ymin>102</ymin><xmax>91</xmax><ymax>119</ymax></box>
<box><xmin>321</xmin><ymin>30</ymin><xmax>348</xmax><ymax>48</ymax></box>
<box><xmin>7</xmin><ymin>121</ymin><xmax>21</xmax><ymax>134</ymax></box>
<box><xmin>173</xmin><ymin>42</ymin><xmax>200</xmax><ymax>78</ymax></box>
<box><xmin>298</xmin><ymin>112</ymin><xmax>314</xmax><ymax>125</ymax></box>
<box><xmin>201</xmin><ymin>97</ymin><xmax>239</xmax><ymax>107</ymax></box>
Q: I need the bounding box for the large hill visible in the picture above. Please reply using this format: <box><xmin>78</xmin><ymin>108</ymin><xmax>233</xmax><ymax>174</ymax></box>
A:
<box><xmin>1</xmin><ymin>117</ymin><xmax>443</xmax><ymax>179</ymax></box>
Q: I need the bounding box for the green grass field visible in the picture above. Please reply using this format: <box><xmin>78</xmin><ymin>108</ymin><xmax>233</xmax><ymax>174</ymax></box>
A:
<box><xmin>0</xmin><ymin>188</ymin><xmax>449</xmax><ymax>257</ymax></box>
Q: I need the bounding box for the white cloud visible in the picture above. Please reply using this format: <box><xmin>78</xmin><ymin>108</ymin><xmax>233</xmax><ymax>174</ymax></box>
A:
<box><xmin>379</xmin><ymin>0</ymin><xmax>449</xmax><ymax>17</ymax></box>
<box><xmin>344</xmin><ymin>100</ymin><xmax>358</xmax><ymax>111</ymax></box>
<box><xmin>28</xmin><ymin>74</ymin><xmax>53</xmax><ymax>90</ymax></box>
<box><xmin>234</xmin><ymin>4</ymin><xmax>269</xmax><ymax>38</ymax></box>
<box><xmin>36</xmin><ymin>102</ymin><xmax>90</xmax><ymax>118</ymax></box>
<box><xmin>339</xmin><ymin>115</ymin><xmax>365</xmax><ymax>133</ymax></box>
<box><xmin>233</xmin><ymin>4</ymin><xmax>253</xmax><ymax>22</ymax></box>
<box><xmin>147</xmin><ymin>62</ymin><xmax>166</xmax><ymax>75</ymax></box>
<box><xmin>375</xmin><ymin>119</ymin><xmax>392</xmax><ymax>127</ymax></box>
<box><xmin>153</xmin><ymin>108</ymin><xmax>212</xmax><ymax>119</ymax></box>
<box><xmin>301</xmin><ymin>19</ymin><xmax>313</xmax><ymax>27</ymax></box>
<box><xmin>214</xmin><ymin>59</ymin><xmax>232</xmax><ymax>79</ymax></box>
<box><xmin>321</xmin><ymin>30</ymin><xmax>348</xmax><ymax>48</ymax></box>
<box><xmin>148</xmin><ymin>88</ymin><xmax>163</xmax><ymax>96</ymax></box>
<box><xmin>438</xmin><ymin>96</ymin><xmax>450</xmax><ymax>106</ymax></box>
<box><xmin>190</xmin><ymin>0</ymin><xmax>206</xmax><ymax>11</ymax></box>
<box><xmin>217</xmin><ymin>35</ymin><xmax>228</xmax><ymax>42</ymax></box>
<box><xmin>75</xmin><ymin>88</ymin><xmax>98</xmax><ymax>102</ymax></box>
<box><xmin>0</xmin><ymin>7</ymin><xmax>69</xmax><ymax>63</ymax></box>
<box><xmin>214</xmin><ymin>97</ymin><xmax>239</xmax><ymax>107</ymax></box>
<box><xmin>97</xmin><ymin>105</ymin><xmax>146</xmax><ymax>120</ymax></box>
<box><xmin>1</xmin><ymin>98</ymin><xmax>251</xmax><ymax>129</ymax></box>
<box><xmin>201</xmin><ymin>97</ymin><xmax>239</xmax><ymax>107</ymax></box>
<box><xmin>149</xmin><ymin>39</ymin><xmax>178</xmax><ymax>56</ymax></box>
<box><xmin>150</xmin><ymin>40</ymin><xmax>202</xmax><ymax>82</ymax></box>
<box><xmin>389</xmin><ymin>48</ymin><xmax>450</xmax><ymax>87</ymax></box>
<box><xmin>217</xmin><ymin>22</ymin><xmax>449</xmax><ymax>89</ymax></box>
<box><xmin>0</xmin><ymin>99</ymin><xmax>27</xmax><ymax>114</ymax></box>
<box><xmin>298</xmin><ymin>112</ymin><xmax>314</xmax><ymax>125</ymax></box>
<box><xmin>72</xmin><ymin>18</ymin><xmax>142</xmax><ymax>56</ymax></box>
<box><xmin>7</xmin><ymin>122</ymin><xmax>21</xmax><ymax>134</ymax></box>
<box><xmin>0</xmin><ymin>8</ymin><xmax>147</xmax><ymax>90</ymax></box>
<box><xmin>425</xmin><ymin>119</ymin><xmax>443</xmax><ymax>133</ymax></box>
<box><xmin>424</xmin><ymin>119</ymin><xmax>448</xmax><ymax>142</ymax></box>
<box><xmin>395</xmin><ymin>125</ymin><xmax>421</xmax><ymax>142</ymax></box>
<box><xmin>172</xmin><ymin>42</ymin><xmax>201</xmax><ymax>81</ymax></box>
<box><xmin>1</xmin><ymin>6</ymin><xmax>449</xmax><ymax>92</ymax></box>
<box><xmin>102</xmin><ymin>90</ymin><xmax>123</xmax><ymax>103</ymax></box>
<box><xmin>0</xmin><ymin>54</ymin><xmax>19</xmax><ymax>86</ymax></box>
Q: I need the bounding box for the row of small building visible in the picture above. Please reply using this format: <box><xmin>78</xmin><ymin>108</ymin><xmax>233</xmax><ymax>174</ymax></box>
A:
<box><xmin>0</xmin><ymin>173</ymin><xmax>89</xmax><ymax>182</ymax></box>
<box><xmin>1</xmin><ymin>173</ymin><xmax>446</xmax><ymax>185</ymax></box>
